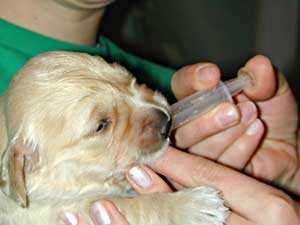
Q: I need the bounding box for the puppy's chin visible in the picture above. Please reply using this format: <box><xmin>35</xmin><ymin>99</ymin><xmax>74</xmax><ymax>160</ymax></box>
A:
<box><xmin>139</xmin><ymin>138</ymin><xmax>170</xmax><ymax>165</ymax></box>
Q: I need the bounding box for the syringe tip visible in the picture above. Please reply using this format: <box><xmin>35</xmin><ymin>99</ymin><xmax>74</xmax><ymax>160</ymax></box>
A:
<box><xmin>225</xmin><ymin>72</ymin><xmax>255</xmax><ymax>96</ymax></box>
<box><xmin>238</xmin><ymin>68</ymin><xmax>256</xmax><ymax>88</ymax></box>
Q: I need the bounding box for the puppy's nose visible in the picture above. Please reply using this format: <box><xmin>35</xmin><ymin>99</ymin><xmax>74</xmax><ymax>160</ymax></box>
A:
<box><xmin>158</xmin><ymin>110</ymin><xmax>172</xmax><ymax>139</ymax></box>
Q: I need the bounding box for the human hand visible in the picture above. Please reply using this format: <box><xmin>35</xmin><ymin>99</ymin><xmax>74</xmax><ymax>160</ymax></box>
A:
<box><xmin>171</xmin><ymin>56</ymin><xmax>299</xmax><ymax>195</ymax></box>
<box><xmin>236</xmin><ymin>56</ymin><xmax>299</xmax><ymax>194</ymax></box>
<box><xmin>171</xmin><ymin>62</ymin><xmax>246</xmax><ymax>153</ymax></box>
<box><xmin>74</xmin><ymin>147</ymin><xmax>300</xmax><ymax>225</ymax></box>
<box><xmin>170</xmin><ymin>61</ymin><xmax>263</xmax><ymax>170</ymax></box>
<box><xmin>130</xmin><ymin>148</ymin><xmax>300</xmax><ymax>225</ymax></box>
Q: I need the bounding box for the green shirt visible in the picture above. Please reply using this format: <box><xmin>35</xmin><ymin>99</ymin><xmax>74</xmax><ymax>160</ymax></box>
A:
<box><xmin>0</xmin><ymin>19</ymin><xmax>175</xmax><ymax>100</ymax></box>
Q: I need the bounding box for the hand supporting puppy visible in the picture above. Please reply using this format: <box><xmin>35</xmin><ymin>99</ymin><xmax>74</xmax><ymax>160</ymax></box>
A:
<box><xmin>145</xmin><ymin>148</ymin><xmax>300</xmax><ymax>224</ymax></box>
<box><xmin>64</xmin><ymin>173</ymin><xmax>228</xmax><ymax>225</ymax></box>
<box><xmin>65</xmin><ymin>148</ymin><xmax>300</xmax><ymax>225</ymax></box>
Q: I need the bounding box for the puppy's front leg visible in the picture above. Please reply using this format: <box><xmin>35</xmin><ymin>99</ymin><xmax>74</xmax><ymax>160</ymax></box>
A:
<box><xmin>108</xmin><ymin>186</ymin><xmax>228</xmax><ymax>225</ymax></box>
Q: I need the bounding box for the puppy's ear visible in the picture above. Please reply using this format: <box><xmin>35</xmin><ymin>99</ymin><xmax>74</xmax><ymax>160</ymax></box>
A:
<box><xmin>0</xmin><ymin>139</ymin><xmax>29</xmax><ymax>207</ymax></box>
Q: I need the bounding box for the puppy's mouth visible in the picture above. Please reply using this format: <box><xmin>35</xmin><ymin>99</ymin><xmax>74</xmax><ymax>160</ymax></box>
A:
<box><xmin>139</xmin><ymin>138</ymin><xmax>170</xmax><ymax>165</ymax></box>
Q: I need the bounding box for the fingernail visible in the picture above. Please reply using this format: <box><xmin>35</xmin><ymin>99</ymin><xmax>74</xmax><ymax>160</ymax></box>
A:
<box><xmin>91</xmin><ymin>202</ymin><xmax>111</xmax><ymax>225</ymax></box>
<box><xmin>215</xmin><ymin>105</ymin><xmax>239</xmax><ymax>128</ymax></box>
<box><xmin>129</xmin><ymin>166</ymin><xmax>152</xmax><ymax>188</ymax></box>
<box><xmin>246</xmin><ymin>119</ymin><xmax>262</xmax><ymax>136</ymax></box>
<box><xmin>197</xmin><ymin>66</ymin><xmax>219</xmax><ymax>84</ymax></box>
<box><xmin>240</xmin><ymin>101</ymin><xmax>257</xmax><ymax>124</ymax></box>
<box><xmin>62</xmin><ymin>212</ymin><xmax>78</xmax><ymax>225</ymax></box>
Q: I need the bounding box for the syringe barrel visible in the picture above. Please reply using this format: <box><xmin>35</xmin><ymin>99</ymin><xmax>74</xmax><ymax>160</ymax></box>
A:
<box><xmin>170</xmin><ymin>81</ymin><xmax>233</xmax><ymax>130</ymax></box>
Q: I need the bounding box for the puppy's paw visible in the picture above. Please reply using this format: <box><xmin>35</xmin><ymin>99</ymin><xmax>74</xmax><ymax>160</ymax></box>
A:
<box><xmin>173</xmin><ymin>186</ymin><xmax>228</xmax><ymax>225</ymax></box>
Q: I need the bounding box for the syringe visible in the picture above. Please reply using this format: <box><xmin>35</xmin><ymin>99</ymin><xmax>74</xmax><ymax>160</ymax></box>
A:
<box><xmin>170</xmin><ymin>74</ymin><xmax>254</xmax><ymax>130</ymax></box>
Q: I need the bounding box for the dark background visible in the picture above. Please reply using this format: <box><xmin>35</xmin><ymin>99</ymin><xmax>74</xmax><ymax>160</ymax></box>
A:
<box><xmin>100</xmin><ymin>0</ymin><xmax>299</xmax><ymax>96</ymax></box>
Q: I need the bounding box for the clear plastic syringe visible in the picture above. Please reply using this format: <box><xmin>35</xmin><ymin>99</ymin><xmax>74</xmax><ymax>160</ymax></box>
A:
<box><xmin>170</xmin><ymin>74</ymin><xmax>254</xmax><ymax>130</ymax></box>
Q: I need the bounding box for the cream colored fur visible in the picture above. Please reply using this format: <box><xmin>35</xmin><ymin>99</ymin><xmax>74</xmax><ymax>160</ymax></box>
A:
<box><xmin>0</xmin><ymin>51</ymin><xmax>228</xmax><ymax>225</ymax></box>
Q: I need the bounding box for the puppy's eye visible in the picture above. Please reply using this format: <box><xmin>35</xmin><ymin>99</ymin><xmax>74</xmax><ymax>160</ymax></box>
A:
<box><xmin>96</xmin><ymin>119</ymin><xmax>111</xmax><ymax>132</ymax></box>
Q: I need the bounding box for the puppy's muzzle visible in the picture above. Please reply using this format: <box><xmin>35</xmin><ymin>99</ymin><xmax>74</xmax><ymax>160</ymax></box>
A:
<box><xmin>137</xmin><ymin>108</ymin><xmax>171</xmax><ymax>154</ymax></box>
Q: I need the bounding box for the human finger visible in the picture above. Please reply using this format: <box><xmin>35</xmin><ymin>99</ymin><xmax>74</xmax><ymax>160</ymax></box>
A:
<box><xmin>217</xmin><ymin>119</ymin><xmax>264</xmax><ymax>169</ymax></box>
<box><xmin>225</xmin><ymin>212</ymin><xmax>252</xmax><ymax>225</ymax></box>
<box><xmin>188</xmin><ymin>101</ymin><xmax>257</xmax><ymax>158</ymax></box>
<box><xmin>62</xmin><ymin>212</ymin><xmax>83</xmax><ymax>225</ymax></box>
<box><xmin>240</xmin><ymin>55</ymin><xmax>277</xmax><ymax>101</ymax></box>
<box><xmin>174</xmin><ymin>102</ymin><xmax>240</xmax><ymax>149</ymax></box>
<box><xmin>171</xmin><ymin>63</ymin><xmax>221</xmax><ymax>99</ymax></box>
<box><xmin>90</xmin><ymin>200</ymin><xmax>131</xmax><ymax>225</ymax></box>
<box><xmin>167</xmin><ymin>178</ymin><xmax>186</xmax><ymax>190</ymax></box>
<box><xmin>244</xmin><ymin>140</ymin><xmax>297</xmax><ymax>182</ymax></box>
<box><xmin>240</xmin><ymin>55</ymin><xmax>298</xmax><ymax>191</ymax></box>
<box><xmin>126</xmin><ymin>165</ymin><xmax>172</xmax><ymax>194</ymax></box>
<box><xmin>62</xmin><ymin>212</ymin><xmax>95</xmax><ymax>225</ymax></box>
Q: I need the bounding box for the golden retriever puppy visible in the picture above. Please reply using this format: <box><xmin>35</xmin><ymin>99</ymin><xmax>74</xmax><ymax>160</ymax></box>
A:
<box><xmin>0</xmin><ymin>51</ymin><xmax>228</xmax><ymax>225</ymax></box>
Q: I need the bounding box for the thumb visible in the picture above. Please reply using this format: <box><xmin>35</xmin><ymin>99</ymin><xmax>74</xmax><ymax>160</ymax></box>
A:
<box><xmin>240</xmin><ymin>55</ymin><xmax>279</xmax><ymax>101</ymax></box>
<box><xmin>171</xmin><ymin>63</ymin><xmax>221</xmax><ymax>100</ymax></box>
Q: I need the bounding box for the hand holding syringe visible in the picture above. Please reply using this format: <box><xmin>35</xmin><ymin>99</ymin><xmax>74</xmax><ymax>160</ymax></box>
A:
<box><xmin>170</xmin><ymin>73</ymin><xmax>254</xmax><ymax>131</ymax></box>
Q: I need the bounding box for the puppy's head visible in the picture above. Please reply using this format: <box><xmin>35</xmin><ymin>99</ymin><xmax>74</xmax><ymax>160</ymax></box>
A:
<box><xmin>0</xmin><ymin>51</ymin><xmax>171</xmax><ymax>207</ymax></box>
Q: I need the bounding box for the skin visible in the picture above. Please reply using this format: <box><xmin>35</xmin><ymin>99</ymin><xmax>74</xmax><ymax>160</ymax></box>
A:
<box><xmin>1</xmin><ymin>0</ymin><xmax>299</xmax><ymax>224</ymax></box>
<box><xmin>71</xmin><ymin>55</ymin><xmax>300</xmax><ymax>225</ymax></box>
<box><xmin>172</xmin><ymin>55</ymin><xmax>300</xmax><ymax>195</ymax></box>
<box><xmin>0</xmin><ymin>0</ymin><xmax>109</xmax><ymax>46</ymax></box>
